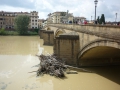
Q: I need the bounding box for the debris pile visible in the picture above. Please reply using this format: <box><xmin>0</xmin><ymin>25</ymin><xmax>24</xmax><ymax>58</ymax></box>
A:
<box><xmin>37</xmin><ymin>54</ymin><xmax>67</xmax><ymax>77</ymax></box>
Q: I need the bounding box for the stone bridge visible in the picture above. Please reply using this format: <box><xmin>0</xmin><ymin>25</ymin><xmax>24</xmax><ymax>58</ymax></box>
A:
<box><xmin>39</xmin><ymin>24</ymin><xmax>120</xmax><ymax>67</ymax></box>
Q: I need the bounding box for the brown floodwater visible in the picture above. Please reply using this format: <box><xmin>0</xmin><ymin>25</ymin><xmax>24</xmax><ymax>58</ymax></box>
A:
<box><xmin>0</xmin><ymin>36</ymin><xmax>120</xmax><ymax>90</ymax></box>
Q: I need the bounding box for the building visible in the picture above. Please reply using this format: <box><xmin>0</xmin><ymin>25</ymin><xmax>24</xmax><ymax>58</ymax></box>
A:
<box><xmin>30</xmin><ymin>11</ymin><xmax>39</xmax><ymax>29</ymax></box>
<box><xmin>47</xmin><ymin>10</ymin><xmax>74</xmax><ymax>23</ymax></box>
<box><xmin>74</xmin><ymin>17</ymin><xmax>86</xmax><ymax>24</ymax></box>
<box><xmin>43</xmin><ymin>20</ymin><xmax>47</xmax><ymax>27</ymax></box>
<box><xmin>0</xmin><ymin>11</ymin><xmax>15</xmax><ymax>29</ymax></box>
<box><xmin>0</xmin><ymin>11</ymin><xmax>39</xmax><ymax>29</ymax></box>
<box><xmin>38</xmin><ymin>19</ymin><xmax>45</xmax><ymax>28</ymax></box>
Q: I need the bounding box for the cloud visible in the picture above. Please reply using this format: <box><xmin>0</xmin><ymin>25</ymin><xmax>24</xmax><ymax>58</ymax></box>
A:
<box><xmin>0</xmin><ymin>0</ymin><xmax>35</xmax><ymax>9</ymax></box>
<box><xmin>0</xmin><ymin>0</ymin><xmax>120</xmax><ymax>21</ymax></box>
<box><xmin>0</xmin><ymin>5</ymin><xmax>32</xmax><ymax>12</ymax></box>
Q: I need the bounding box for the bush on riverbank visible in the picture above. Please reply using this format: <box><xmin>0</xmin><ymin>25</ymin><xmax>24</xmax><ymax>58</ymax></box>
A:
<box><xmin>0</xmin><ymin>28</ymin><xmax>38</xmax><ymax>36</ymax></box>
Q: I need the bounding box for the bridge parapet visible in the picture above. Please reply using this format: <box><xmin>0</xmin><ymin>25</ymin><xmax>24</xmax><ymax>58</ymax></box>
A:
<box><xmin>49</xmin><ymin>24</ymin><xmax>120</xmax><ymax>40</ymax></box>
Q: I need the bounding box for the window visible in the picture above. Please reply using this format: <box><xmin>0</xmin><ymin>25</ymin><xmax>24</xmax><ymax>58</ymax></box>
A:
<box><xmin>35</xmin><ymin>20</ymin><xmax>37</xmax><ymax>22</ymax></box>
<box><xmin>35</xmin><ymin>23</ymin><xmax>37</xmax><ymax>25</ymax></box>
<box><xmin>32</xmin><ymin>27</ymin><xmax>34</xmax><ymax>29</ymax></box>
<box><xmin>32</xmin><ymin>23</ymin><xmax>34</xmax><ymax>25</ymax></box>
<box><xmin>32</xmin><ymin>20</ymin><xmax>34</xmax><ymax>22</ymax></box>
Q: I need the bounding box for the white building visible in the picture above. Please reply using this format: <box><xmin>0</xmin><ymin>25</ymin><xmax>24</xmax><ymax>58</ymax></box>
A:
<box><xmin>47</xmin><ymin>11</ymin><xmax>73</xmax><ymax>23</ymax></box>
<box><xmin>38</xmin><ymin>19</ymin><xmax>45</xmax><ymax>28</ymax></box>
<box><xmin>30</xmin><ymin>11</ymin><xmax>39</xmax><ymax>29</ymax></box>
<box><xmin>74</xmin><ymin>17</ymin><xmax>86</xmax><ymax>24</ymax></box>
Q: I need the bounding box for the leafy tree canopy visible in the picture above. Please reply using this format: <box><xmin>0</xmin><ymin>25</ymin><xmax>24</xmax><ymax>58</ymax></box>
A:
<box><xmin>100</xmin><ymin>14</ymin><xmax>105</xmax><ymax>24</ymax></box>
<box><xmin>14</xmin><ymin>15</ymin><xmax>30</xmax><ymax>35</ymax></box>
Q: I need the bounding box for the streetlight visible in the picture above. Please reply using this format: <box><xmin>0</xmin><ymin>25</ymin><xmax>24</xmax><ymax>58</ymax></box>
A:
<box><xmin>91</xmin><ymin>16</ymin><xmax>92</xmax><ymax>21</ymax></box>
<box><xmin>94</xmin><ymin>0</ymin><xmax>98</xmax><ymax>22</ymax></box>
<box><xmin>115</xmin><ymin>13</ymin><xmax>117</xmax><ymax>24</ymax></box>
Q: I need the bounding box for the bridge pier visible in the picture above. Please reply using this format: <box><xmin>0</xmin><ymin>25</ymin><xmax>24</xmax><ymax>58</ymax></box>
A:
<box><xmin>43</xmin><ymin>30</ymin><xmax>54</xmax><ymax>45</ymax></box>
<box><xmin>54</xmin><ymin>32</ymin><xmax>80</xmax><ymax>66</ymax></box>
<box><xmin>39</xmin><ymin>29</ymin><xmax>46</xmax><ymax>39</ymax></box>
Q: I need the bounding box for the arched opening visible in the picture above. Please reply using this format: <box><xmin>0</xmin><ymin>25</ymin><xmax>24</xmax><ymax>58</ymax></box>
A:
<box><xmin>55</xmin><ymin>29</ymin><xmax>66</xmax><ymax>38</ymax></box>
<box><xmin>77</xmin><ymin>39</ymin><xmax>120</xmax><ymax>66</ymax></box>
<box><xmin>78</xmin><ymin>46</ymin><xmax>120</xmax><ymax>66</ymax></box>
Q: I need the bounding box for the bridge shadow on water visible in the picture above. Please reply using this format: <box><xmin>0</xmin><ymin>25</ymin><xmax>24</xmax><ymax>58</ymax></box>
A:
<box><xmin>81</xmin><ymin>65</ymin><xmax>120</xmax><ymax>85</ymax></box>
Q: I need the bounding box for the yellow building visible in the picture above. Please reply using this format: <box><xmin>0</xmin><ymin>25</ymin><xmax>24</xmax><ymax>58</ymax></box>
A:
<box><xmin>0</xmin><ymin>11</ymin><xmax>39</xmax><ymax>29</ymax></box>
<box><xmin>0</xmin><ymin>11</ymin><xmax>15</xmax><ymax>29</ymax></box>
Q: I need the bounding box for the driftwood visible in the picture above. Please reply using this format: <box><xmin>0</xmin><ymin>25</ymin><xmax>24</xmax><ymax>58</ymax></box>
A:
<box><xmin>30</xmin><ymin>54</ymin><xmax>93</xmax><ymax>78</ymax></box>
<box><xmin>36</xmin><ymin>54</ymin><xmax>67</xmax><ymax>77</ymax></box>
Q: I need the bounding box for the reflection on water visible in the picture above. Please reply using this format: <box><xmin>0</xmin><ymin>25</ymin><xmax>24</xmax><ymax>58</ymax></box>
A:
<box><xmin>0</xmin><ymin>36</ymin><xmax>120</xmax><ymax>90</ymax></box>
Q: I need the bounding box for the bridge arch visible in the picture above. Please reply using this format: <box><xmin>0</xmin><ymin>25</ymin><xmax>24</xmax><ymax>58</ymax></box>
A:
<box><xmin>43</xmin><ymin>25</ymin><xmax>51</xmax><ymax>30</ymax></box>
<box><xmin>54</xmin><ymin>28</ymin><xmax>66</xmax><ymax>38</ymax></box>
<box><xmin>77</xmin><ymin>39</ymin><xmax>120</xmax><ymax>66</ymax></box>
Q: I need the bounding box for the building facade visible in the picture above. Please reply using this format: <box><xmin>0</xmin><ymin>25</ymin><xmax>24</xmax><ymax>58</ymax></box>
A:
<box><xmin>74</xmin><ymin>17</ymin><xmax>86</xmax><ymax>24</ymax></box>
<box><xmin>38</xmin><ymin>19</ymin><xmax>45</xmax><ymax>28</ymax></box>
<box><xmin>30</xmin><ymin>11</ymin><xmax>39</xmax><ymax>29</ymax></box>
<box><xmin>0</xmin><ymin>11</ymin><xmax>39</xmax><ymax>29</ymax></box>
<box><xmin>0</xmin><ymin>11</ymin><xmax>15</xmax><ymax>29</ymax></box>
<box><xmin>47</xmin><ymin>11</ymin><xmax>74</xmax><ymax>23</ymax></box>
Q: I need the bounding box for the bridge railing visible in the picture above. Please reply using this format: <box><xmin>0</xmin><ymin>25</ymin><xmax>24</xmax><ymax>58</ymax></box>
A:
<box><xmin>49</xmin><ymin>23</ymin><xmax>120</xmax><ymax>40</ymax></box>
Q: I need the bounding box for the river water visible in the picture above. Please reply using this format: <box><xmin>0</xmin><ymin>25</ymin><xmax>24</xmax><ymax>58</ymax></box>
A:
<box><xmin>0</xmin><ymin>36</ymin><xmax>119</xmax><ymax>90</ymax></box>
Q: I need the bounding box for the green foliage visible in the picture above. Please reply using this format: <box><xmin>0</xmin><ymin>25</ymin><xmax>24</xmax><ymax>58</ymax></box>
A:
<box><xmin>27</xmin><ymin>31</ymin><xmax>38</xmax><ymax>35</ymax></box>
<box><xmin>34</xmin><ymin>28</ymin><xmax>39</xmax><ymax>33</ymax></box>
<box><xmin>97</xmin><ymin>16</ymin><xmax>100</xmax><ymax>24</ymax></box>
<box><xmin>0</xmin><ymin>28</ymin><xmax>5</xmax><ymax>34</ymax></box>
<box><xmin>100</xmin><ymin>14</ymin><xmax>105</xmax><ymax>24</ymax></box>
<box><xmin>0</xmin><ymin>29</ymin><xmax>19</xmax><ymax>35</ymax></box>
<box><xmin>5</xmin><ymin>31</ymin><xmax>19</xmax><ymax>35</ymax></box>
<box><xmin>14</xmin><ymin>15</ymin><xmax>30</xmax><ymax>35</ymax></box>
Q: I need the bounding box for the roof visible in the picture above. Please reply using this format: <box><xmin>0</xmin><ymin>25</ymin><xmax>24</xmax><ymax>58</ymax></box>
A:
<box><xmin>74</xmin><ymin>17</ymin><xmax>86</xmax><ymax>19</ymax></box>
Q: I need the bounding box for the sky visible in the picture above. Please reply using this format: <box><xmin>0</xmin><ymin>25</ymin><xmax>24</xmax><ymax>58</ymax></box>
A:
<box><xmin>0</xmin><ymin>0</ymin><xmax>120</xmax><ymax>21</ymax></box>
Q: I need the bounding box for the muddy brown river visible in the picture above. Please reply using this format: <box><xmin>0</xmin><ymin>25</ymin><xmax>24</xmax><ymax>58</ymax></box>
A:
<box><xmin>0</xmin><ymin>36</ymin><xmax>120</xmax><ymax>90</ymax></box>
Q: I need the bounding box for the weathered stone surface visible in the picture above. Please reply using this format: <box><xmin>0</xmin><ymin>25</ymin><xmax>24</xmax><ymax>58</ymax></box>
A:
<box><xmin>43</xmin><ymin>30</ymin><xmax>54</xmax><ymax>45</ymax></box>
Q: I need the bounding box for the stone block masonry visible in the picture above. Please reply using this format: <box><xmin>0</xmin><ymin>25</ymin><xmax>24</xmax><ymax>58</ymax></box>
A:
<box><xmin>43</xmin><ymin>30</ymin><xmax>54</xmax><ymax>45</ymax></box>
<box><xmin>54</xmin><ymin>32</ymin><xmax>80</xmax><ymax>66</ymax></box>
<box><xmin>39</xmin><ymin>30</ymin><xmax>46</xmax><ymax>39</ymax></box>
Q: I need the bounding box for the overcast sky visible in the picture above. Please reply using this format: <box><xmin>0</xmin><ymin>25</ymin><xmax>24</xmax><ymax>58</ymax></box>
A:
<box><xmin>0</xmin><ymin>0</ymin><xmax>120</xmax><ymax>21</ymax></box>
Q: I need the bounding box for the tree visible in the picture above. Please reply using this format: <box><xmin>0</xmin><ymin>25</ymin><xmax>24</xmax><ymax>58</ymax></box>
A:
<box><xmin>14</xmin><ymin>15</ymin><xmax>30</xmax><ymax>35</ymax></box>
<box><xmin>97</xmin><ymin>16</ymin><xmax>100</xmax><ymax>24</ymax></box>
<box><xmin>100</xmin><ymin>14</ymin><xmax>105</xmax><ymax>24</ymax></box>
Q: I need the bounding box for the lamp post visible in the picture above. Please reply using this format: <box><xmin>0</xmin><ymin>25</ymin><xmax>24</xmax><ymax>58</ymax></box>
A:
<box><xmin>94</xmin><ymin>0</ymin><xmax>98</xmax><ymax>22</ymax></box>
<box><xmin>91</xmin><ymin>16</ymin><xmax>92</xmax><ymax>21</ymax></box>
<box><xmin>115</xmin><ymin>13</ymin><xmax>117</xmax><ymax>24</ymax></box>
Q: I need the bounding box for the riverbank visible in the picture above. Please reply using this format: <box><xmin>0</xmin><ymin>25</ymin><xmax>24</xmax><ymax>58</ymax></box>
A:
<box><xmin>0</xmin><ymin>28</ymin><xmax>38</xmax><ymax>36</ymax></box>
